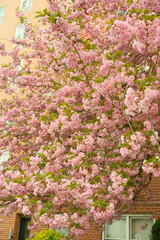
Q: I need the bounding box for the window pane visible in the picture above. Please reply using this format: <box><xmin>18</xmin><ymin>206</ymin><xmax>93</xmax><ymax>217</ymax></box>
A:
<box><xmin>21</xmin><ymin>0</ymin><xmax>33</xmax><ymax>12</ymax></box>
<box><xmin>0</xmin><ymin>5</ymin><xmax>5</xmax><ymax>17</ymax></box>
<box><xmin>0</xmin><ymin>17</ymin><xmax>3</xmax><ymax>24</ymax></box>
<box><xmin>22</xmin><ymin>0</ymin><xmax>27</xmax><ymax>9</ymax></box>
<box><xmin>0</xmin><ymin>5</ymin><xmax>5</xmax><ymax>24</ymax></box>
<box><xmin>131</xmin><ymin>217</ymin><xmax>153</xmax><ymax>240</ymax></box>
<box><xmin>18</xmin><ymin>217</ymin><xmax>31</xmax><ymax>240</ymax></box>
<box><xmin>28</xmin><ymin>0</ymin><xmax>33</xmax><ymax>6</ymax></box>
<box><xmin>60</xmin><ymin>228</ymin><xmax>68</xmax><ymax>237</ymax></box>
<box><xmin>15</xmin><ymin>24</ymin><xmax>24</xmax><ymax>40</ymax></box>
<box><xmin>0</xmin><ymin>150</ymin><xmax>9</xmax><ymax>164</ymax></box>
<box><xmin>105</xmin><ymin>217</ymin><xmax>126</xmax><ymax>239</ymax></box>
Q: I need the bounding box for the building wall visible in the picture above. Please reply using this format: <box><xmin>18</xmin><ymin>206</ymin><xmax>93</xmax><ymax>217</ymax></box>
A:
<box><xmin>0</xmin><ymin>0</ymin><xmax>48</xmax><ymax>65</ymax></box>
<box><xmin>0</xmin><ymin>212</ymin><xmax>17</xmax><ymax>240</ymax></box>
<box><xmin>131</xmin><ymin>176</ymin><xmax>160</xmax><ymax>218</ymax></box>
<box><xmin>0</xmin><ymin>0</ymin><xmax>49</xmax><ymax>100</ymax></box>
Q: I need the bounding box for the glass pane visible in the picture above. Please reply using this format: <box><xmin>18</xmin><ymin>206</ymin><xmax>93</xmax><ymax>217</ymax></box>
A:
<box><xmin>0</xmin><ymin>150</ymin><xmax>9</xmax><ymax>164</ymax></box>
<box><xmin>0</xmin><ymin>5</ymin><xmax>5</xmax><ymax>17</ymax></box>
<box><xmin>22</xmin><ymin>0</ymin><xmax>27</xmax><ymax>9</ymax></box>
<box><xmin>131</xmin><ymin>217</ymin><xmax>153</xmax><ymax>240</ymax></box>
<box><xmin>16</xmin><ymin>25</ymin><xmax>24</xmax><ymax>39</ymax></box>
<box><xmin>0</xmin><ymin>16</ymin><xmax>3</xmax><ymax>24</ymax></box>
<box><xmin>105</xmin><ymin>217</ymin><xmax>126</xmax><ymax>239</ymax></box>
<box><xmin>60</xmin><ymin>228</ymin><xmax>68</xmax><ymax>237</ymax></box>
<box><xmin>18</xmin><ymin>217</ymin><xmax>31</xmax><ymax>240</ymax></box>
<box><xmin>54</xmin><ymin>228</ymin><xmax>68</xmax><ymax>237</ymax></box>
<box><xmin>0</xmin><ymin>5</ymin><xmax>5</xmax><ymax>24</ymax></box>
<box><xmin>28</xmin><ymin>0</ymin><xmax>33</xmax><ymax>5</ymax></box>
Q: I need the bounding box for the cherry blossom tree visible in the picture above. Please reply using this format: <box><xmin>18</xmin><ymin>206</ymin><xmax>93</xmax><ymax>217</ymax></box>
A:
<box><xmin>0</xmin><ymin>0</ymin><xmax>160</xmax><ymax>238</ymax></box>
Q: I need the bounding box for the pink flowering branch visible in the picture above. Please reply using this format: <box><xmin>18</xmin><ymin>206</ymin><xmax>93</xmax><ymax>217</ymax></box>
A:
<box><xmin>0</xmin><ymin>0</ymin><xmax>159</xmax><ymax>238</ymax></box>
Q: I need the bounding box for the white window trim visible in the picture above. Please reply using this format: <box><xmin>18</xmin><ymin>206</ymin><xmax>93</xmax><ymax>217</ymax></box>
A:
<box><xmin>20</xmin><ymin>0</ymin><xmax>33</xmax><ymax>13</ymax></box>
<box><xmin>55</xmin><ymin>228</ymin><xmax>68</xmax><ymax>237</ymax></box>
<box><xmin>103</xmin><ymin>214</ymin><xmax>155</xmax><ymax>240</ymax></box>
<box><xmin>15</xmin><ymin>23</ymin><xmax>25</xmax><ymax>40</ymax></box>
<box><xmin>0</xmin><ymin>149</ymin><xmax>9</xmax><ymax>164</ymax></box>
<box><xmin>15</xmin><ymin>18</ymin><xmax>30</xmax><ymax>41</ymax></box>
<box><xmin>17</xmin><ymin>59</ymin><xmax>24</xmax><ymax>72</ymax></box>
<box><xmin>0</xmin><ymin>4</ymin><xmax>5</xmax><ymax>25</ymax></box>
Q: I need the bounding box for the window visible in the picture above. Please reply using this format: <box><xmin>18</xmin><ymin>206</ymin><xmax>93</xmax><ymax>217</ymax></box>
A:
<box><xmin>103</xmin><ymin>215</ymin><xmax>154</xmax><ymax>240</ymax></box>
<box><xmin>18</xmin><ymin>216</ymin><xmax>31</xmax><ymax>240</ymax></box>
<box><xmin>20</xmin><ymin>0</ymin><xmax>33</xmax><ymax>13</ymax></box>
<box><xmin>0</xmin><ymin>5</ymin><xmax>5</xmax><ymax>25</ymax></box>
<box><xmin>56</xmin><ymin>228</ymin><xmax>68</xmax><ymax>237</ymax></box>
<box><xmin>17</xmin><ymin>59</ymin><xmax>24</xmax><ymax>72</ymax></box>
<box><xmin>15</xmin><ymin>24</ymin><xmax>26</xmax><ymax>40</ymax></box>
<box><xmin>15</xmin><ymin>19</ymin><xmax>29</xmax><ymax>40</ymax></box>
<box><xmin>0</xmin><ymin>149</ymin><xmax>9</xmax><ymax>164</ymax></box>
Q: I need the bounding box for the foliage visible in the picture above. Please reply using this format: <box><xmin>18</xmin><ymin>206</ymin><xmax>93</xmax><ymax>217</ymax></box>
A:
<box><xmin>150</xmin><ymin>219</ymin><xmax>160</xmax><ymax>240</ymax></box>
<box><xmin>0</xmin><ymin>0</ymin><xmax>160</xmax><ymax>238</ymax></box>
<box><xmin>26</xmin><ymin>229</ymin><xmax>64</xmax><ymax>240</ymax></box>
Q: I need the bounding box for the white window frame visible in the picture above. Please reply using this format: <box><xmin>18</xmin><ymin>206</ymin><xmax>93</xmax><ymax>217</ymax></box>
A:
<box><xmin>103</xmin><ymin>214</ymin><xmax>154</xmax><ymax>240</ymax></box>
<box><xmin>0</xmin><ymin>149</ymin><xmax>9</xmax><ymax>164</ymax></box>
<box><xmin>15</xmin><ymin>19</ymin><xmax>29</xmax><ymax>40</ymax></box>
<box><xmin>0</xmin><ymin>4</ymin><xmax>5</xmax><ymax>25</ymax></box>
<box><xmin>20</xmin><ymin>0</ymin><xmax>33</xmax><ymax>13</ymax></box>
<box><xmin>17</xmin><ymin>59</ymin><xmax>24</xmax><ymax>72</ymax></box>
<box><xmin>55</xmin><ymin>228</ymin><xmax>68</xmax><ymax>237</ymax></box>
<box><xmin>15</xmin><ymin>23</ymin><xmax>25</xmax><ymax>40</ymax></box>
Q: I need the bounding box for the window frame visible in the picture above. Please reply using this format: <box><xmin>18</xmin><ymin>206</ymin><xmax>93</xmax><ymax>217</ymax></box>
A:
<box><xmin>103</xmin><ymin>214</ymin><xmax>155</xmax><ymax>240</ymax></box>
<box><xmin>20</xmin><ymin>0</ymin><xmax>33</xmax><ymax>13</ymax></box>
<box><xmin>15</xmin><ymin>23</ymin><xmax>25</xmax><ymax>40</ymax></box>
<box><xmin>15</xmin><ymin>18</ymin><xmax>30</xmax><ymax>41</ymax></box>
<box><xmin>0</xmin><ymin>149</ymin><xmax>9</xmax><ymax>164</ymax></box>
<box><xmin>18</xmin><ymin>216</ymin><xmax>31</xmax><ymax>240</ymax></box>
<box><xmin>0</xmin><ymin>4</ymin><xmax>5</xmax><ymax>25</ymax></box>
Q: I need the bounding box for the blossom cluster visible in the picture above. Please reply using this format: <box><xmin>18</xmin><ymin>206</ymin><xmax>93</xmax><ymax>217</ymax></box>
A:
<box><xmin>0</xmin><ymin>0</ymin><xmax>159</xmax><ymax>238</ymax></box>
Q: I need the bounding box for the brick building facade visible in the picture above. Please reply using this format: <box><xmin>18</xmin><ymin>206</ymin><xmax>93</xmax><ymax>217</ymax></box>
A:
<box><xmin>0</xmin><ymin>0</ymin><xmax>159</xmax><ymax>240</ymax></box>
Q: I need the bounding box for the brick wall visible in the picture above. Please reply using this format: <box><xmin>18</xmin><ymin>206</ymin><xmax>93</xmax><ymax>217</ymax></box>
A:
<box><xmin>131</xmin><ymin>176</ymin><xmax>160</xmax><ymax>219</ymax></box>
<box><xmin>0</xmin><ymin>212</ymin><xmax>17</xmax><ymax>240</ymax></box>
<box><xmin>76</xmin><ymin>222</ymin><xmax>102</xmax><ymax>240</ymax></box>
<box><xmin>0</xmin><ymin>212</ymin><xmax>48</xmax><ymax>240</ymax></box>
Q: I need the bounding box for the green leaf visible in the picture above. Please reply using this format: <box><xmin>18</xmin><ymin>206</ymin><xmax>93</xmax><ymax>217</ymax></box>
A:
<box><xmin>145</xmin><ymin>76</ymin><xmax>155</xmax><ymax>83</ymax></box>
<box><xmin>121</xmin><ymin>183</ymin><xmax>127</xmax><ymax>186</ymax></box>
<box><xmin>38</xmin><ymin>208</ymin><xmax>49</xmax><ymax>216</ymax></box>
<box><xmin>124</xmin><ymin>192</ymin><xmax>129</xmax><ymax>197</ymax></box>
<box><xmin>57</xmin><ymin>10</ymin><xmax>62</xmax><ymax>17</ymax></box>
<box><xmin>48</xmin><ymin>15</ymin><xmax>56</xmax><ymax>23</ymax></box>
<box><xmin>57</xmin><ymin>169</ymin><xmax>65</xmax><ymax>175</ymax></box>
<box><xmin>43</xmin><ymin>8</ymin><xmax>51</xmax><ymax>15</ymax></box>
<box><xmin>35</xmin><ymin>11</ymin><xmax>45</xmax><ymax>18</ymax></box>
<box><xmin>144</xmin><ymin>14</ymin><xmax>157</xmax><ymax>22</ymax></box>
<box><xmin>43</xmin><ymin>146</ymin><xmax>50</xmax><ymax>150</ymax></box>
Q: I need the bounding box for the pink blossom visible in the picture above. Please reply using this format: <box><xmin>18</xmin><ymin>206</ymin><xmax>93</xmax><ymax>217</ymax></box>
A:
<box><xmin>144</xmin><ymin>121</ymin><xmax>152</xmax><ymax>131</ymax></box>
<box><xmin>0</xmin><ymin>0</ymin><xmax>159</xmax><ymax>237</ymax></box>
<box><xmin>22</xmin><ymin>206</ymin><xmax>31</xmax><ymax>216</ymax></box>
<box><xmin>140</xmin><ymin>224</ymin><xmax>147</xmax><ymax>230</ymax></box>
<box><xmin>28</xmin><ymin>233</ymin><xmax>35</xmax><ymax>239</ymax></box>
<box><xmin>16</xmin><ymin>10</ymin><xmax>24</xmax><ymax>18</ymax></box>
<box><xmin>150</xmin><ymin>135</ymin><xmax>157</xmax><ymax>146</ymax></box>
